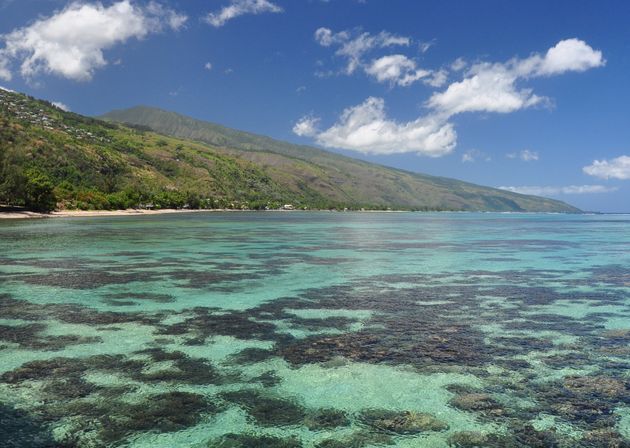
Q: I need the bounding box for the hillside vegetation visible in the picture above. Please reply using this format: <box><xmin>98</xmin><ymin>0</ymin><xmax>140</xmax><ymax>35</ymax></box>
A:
<box><xmin>0</xmin><ymin>89</ymin><xmax>579</xmax><ymax>212</ymax></box>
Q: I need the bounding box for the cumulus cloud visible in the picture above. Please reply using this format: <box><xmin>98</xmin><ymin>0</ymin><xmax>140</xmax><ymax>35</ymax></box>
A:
<box><xmin>450</xmin><ymin>57</ymin><xmax>466</xmax><ymax>71</ymax></box>
<box><xmin>507</xmin><ymin>149</ymin><xmax>539</xmax><ymax>161</ymax></box>
<box><xmin>292</xmin><ymin>115</ymin><xmax>320</xmax><ymax>137</ymax></box>
<box><xmin>583</xmin><ymin>155</ymin><xmax>630</xmax><ymax>180</ymax></box>
<box><xmin>314</xmin><ymin>27</ymin><xmax>450</xmax><ymax>88</ymax></box>
<box><xmin>424</xmin><ymin>69</ymin><xmax>448</xmax><ymax>88</ymax></box>
<box><xmin>0</xmin><ymin>58</ymin><xmax>10</xmax><ymax>81</ymax></box>
<box><xmin>461</xmin><ymin>149</ymin><xmax>491</xmax><ymax>163</ymax></box>
<box><xmin>429</xmin><ymin>38</ymin><xmax>603</xmax><ymax>116</ymax></box>
<box><xmin>307</xmin><ymin>97</ymin><xmax>456</xmax><ymax>156</ymax></box>
<box><xmin>499</xmin><ymin>185</ymin><xmax>617</xmax><ymax>196</ymax></box>
<box><xmin>204</xmin><ymin>62</ymin><xmax>213</xmax><ymax>71</ymax></box>
<box><xmin>531</xmin><ymin>38</ymin><xmax>605</xmax><ymax>76</ymax></box>
<box><xmin>0</xmin><ymin>0</ymin><xmax>186</xmax><ymax>82</ymax></box>
<box><xmin>428</xmin><ymin>63</ymin><xmax>546</xmax><ymax>115</ymax></box>
<box><xmin>364</xmin><ymin>54</ymin><xmax>430</xmax><ymax>87</ymax></box>
<box><xmin>314</xmin><ymin>27</ymin><xmax>411</xmax><ymax>76</ymax></box>
<box><xmin>298</xmin><ymin>38</ymin><xmax>603</xmax><ymax>156</ymax></box>
<box><xmin>51</xmin><ymin>101</ymin><xmax>69</xmax><ymax>111</ymax></box>
<box><xmin>205</xmin><ymin>0</ymin><xmax>282</xmax><ymax>27</ymax></box>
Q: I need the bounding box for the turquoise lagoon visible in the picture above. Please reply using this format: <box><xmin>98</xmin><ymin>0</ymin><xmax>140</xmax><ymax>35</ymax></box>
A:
<box><xmin>0</xmin><ymin>212</ymin><xmax>629</xmax><ymax>447</ymax></box>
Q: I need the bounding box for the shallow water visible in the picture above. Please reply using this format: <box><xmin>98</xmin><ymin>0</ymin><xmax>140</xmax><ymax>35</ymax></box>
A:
<box><xmin>0</xmin><ymin>212</ymin><xmax>629</xmax><ymax>447</ymax></box>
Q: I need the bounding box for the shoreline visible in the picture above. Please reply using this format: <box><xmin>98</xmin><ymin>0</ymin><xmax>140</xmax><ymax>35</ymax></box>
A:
<box><xmin>0</xmin><ymin>208</ymin><xmax>412</xmax><ymax>220</ymax></box>
<box><xmin>0</xmin><ymin>208</ymin><xmax>592</xmax><ymax>220</ymax></box>
<box><xmin>0</xmin><ymin>208</ymin><xmax>265</xmax><ymax>219</ymax></box>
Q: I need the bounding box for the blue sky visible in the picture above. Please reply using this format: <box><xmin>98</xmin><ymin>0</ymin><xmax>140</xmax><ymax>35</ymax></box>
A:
<box><xmin>1</xmin><ymin>0</ymin><xmax>629</xmax><ymax>212</ymax></box>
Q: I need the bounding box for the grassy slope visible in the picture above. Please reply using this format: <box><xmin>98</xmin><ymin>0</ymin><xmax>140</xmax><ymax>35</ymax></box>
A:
<box><xmin>101</xmin><ymin>106</ymin><xmax>580</xmax><ymax>212</ymax></box>
<box><xmin>0</xmin><ymin>90</ymin><xmax>343</xmax><ymax>210</ymax></box>
<box><xmin>0</xmin><ymin>89</ymin><xmax>579</xmax><ymax>212</ymax></box>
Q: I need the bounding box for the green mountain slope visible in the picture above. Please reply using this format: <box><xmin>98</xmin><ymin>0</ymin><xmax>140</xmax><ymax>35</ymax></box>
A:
<box><xmin>0</xmin><ymin>89</ymin><xmax>579</xmax><ymax>212</ymax></box>
<box><xmin>101</xmin><ymin>106</ymin><xmax>580</xmax><ymax>213</ymax></box>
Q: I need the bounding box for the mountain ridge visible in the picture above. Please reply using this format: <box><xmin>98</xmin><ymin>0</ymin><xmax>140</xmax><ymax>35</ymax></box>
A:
<box><xmin>101</xmin><ymin>105</ymin><xmax>580</xmax><ymax>213</ymax></box>
<box><xmin>0</xmin><ymin>89</ymin><xmax>579</xmax><ymax>213</ymax></box>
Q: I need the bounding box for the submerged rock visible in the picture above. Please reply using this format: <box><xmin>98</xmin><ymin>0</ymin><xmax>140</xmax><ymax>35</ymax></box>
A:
<box><xmin>563</xmin><ymin>376</ymin><xmax>628</xmax><ymax>399</ymax></box>
<box><xmin>228</xmin><ymin>347</ymin><xmax>276</xmax><ymax>364</ymax></box>
<box><xmin>208</xmin><ymin>433</ymin><xmax>302</xmax><ymax>448</ymax></box>
<box><xmin>448</xmin><ymin>431</ymin><xmax>494</xmax><ymax>447</ymax></box>
<box><xmin>449</xmin><ymin>393</ymin><xmax>504</xmax><ymax>416</ymax></box>
<box><xmin>0</xmin><ymin>404</ymin><xmax>56</xmax><ymax>448</ymax></box>
<box><xmin>303</xmin><ymin>408</ymin><xmax>350</xmax><ymax>430</ymax></box>
<box><xmin>358</xmin><ymin>409</ymin><xmax>448</xmax><ymax>434</ymax></box>
<box><xmin>220</xmin><ymin>390</ymin><xmax>305</xmax><ymax>426</ymax></box>
<box><xmin>100</xmin><ymin>391</ymin><xmax>220</xmax><ymax>442</ymax></box>
<box><xmin>581</xmin><ymin>428</ymin><xmax>630</xmax><ymax>447</ymax></box>
<box><xmin>315</xmin><ymin>432</ymin><xmax>394</xmax><ymax>448</ymax></box>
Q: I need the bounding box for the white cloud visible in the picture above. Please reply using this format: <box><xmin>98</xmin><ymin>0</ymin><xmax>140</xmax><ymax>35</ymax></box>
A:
<box><xmin>314</xmin><ymin>28</ymin><xmax>410</xmax><ymax>75</ymax></box>
<box><xmin>534</xmin><ymin>38</ymin><xmax>605</xmax><ymax>76</ymax></box>
<box><xmin>314</xmin><ymin>27</ymin><xmax>349</xmax><ymax>47</ymax></box>
<box><xmin>461</xmin><ymin>149</ymin><xmax>491</xmax><ymax>163</ymax></box>
<box><xmin>315</xmin><ymin>28</ymin><xmax>449</xmax><ymax>88</ymax></box>
<box><xmin>507</xmin><ymin>149</ymin><xmax>539</xmax><ymax>161</ymax></box>
<box><xmin>0</xmin><ymin>84</ymin><xmax>14</xmax><ymax>92</ymax></box>
<box><xmin>418</xmin><ymin>40</ymin><xmax>434</xmax><ymax>54</ymax></box>
<box><xmin>424</xmin><ymin>69</ymin><xmax>448</xmax><ymax>88</ymax></box>
<box><xmin>205</xmin><ymin>0</ymin><xmax>282</xmax><ymax>27</ymax></box>
<box><xmin>296</xmin><ymin>85</ymin><xmax>306</xmax><ymax>93</ymax></box>
<box><xmin>204</xmin><ymin>62</ymin><xmax>213</xmax><ymax>71</ymax></box>
<box><xmin>298</xmin><ymin>38</ymin><xmax>603</xmax><ymax>156</ymax></box>
<box><xmin>499</xmin><ymin>185</ymin><xmax>617</xmax><ymax>196</ymax></box>
<box><xmin>450</xmin><ymin>57</ymin><xmax>466</xmax><ymax>71</ymax></box>
<box><xmin>0</xmin><ymin>1</ymin><xmax>186</xmax><ymax>82</ymax></box>
<box><xmin>429</xmin><ymin>39</ymin><xmax>603</xmax><ymax>116</ymax></box>
<box><xmin>583</xmin><ymin>155</ymin><xmax>630</xmax><ymax>180</ymax></box>
<box><xmin>428</xmin><ymin>63</ymin><xmax>545</xmax><ymax>115</ymax></box>
<box><xmin>293</xmin><ymin>115</ymin><xmax>320</xmax><ymax>137</ymax></box>
<box><xmin>0</xmin><ymin>58</ymin><xmax>10</xmax><ymax>81</ymax></box>
<box><xmin>51</xmin><ymin>101</ymin><xmax>69</xmax><ymax>111</ymax></box>
<box><xmin>311</xmin><ymin>97</ymin><xmax>456</xmax><ymax>156</ymax></box>
<box><xmin>364</xmin><ymin>54</ymin><xmax>430</xmax><ymax>87</ymax></box>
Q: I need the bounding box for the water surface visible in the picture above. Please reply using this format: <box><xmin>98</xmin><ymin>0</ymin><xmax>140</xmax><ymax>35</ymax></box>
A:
<box><xmin>1</xmin><ymin>212</ymin><xmax>629</xmax><ymax>447</ymax></box>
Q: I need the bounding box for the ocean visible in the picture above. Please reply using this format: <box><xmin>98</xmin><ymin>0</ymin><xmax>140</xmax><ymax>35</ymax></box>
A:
<box><xmin>1</xmin><ymin>212</ymin><xmax>629</xmax><ymax>447</ymax></box>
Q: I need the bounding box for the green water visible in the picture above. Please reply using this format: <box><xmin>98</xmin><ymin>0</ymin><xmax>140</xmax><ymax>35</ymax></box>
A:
<box><xmin>1</xmin><ymin>212</ymin><xmax>629</xmax><ymax>447</ymax></box>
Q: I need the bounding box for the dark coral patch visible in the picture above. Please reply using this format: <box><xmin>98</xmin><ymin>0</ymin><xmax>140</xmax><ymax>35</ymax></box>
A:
<box><xmin>228</xmin><ymin>347</ymin><xmax>276</xmax><ymax>365</ymax></box>
<box><xmin>303</xmin><ymin>408</ymin><xmax>350</xmax><ymax>430</ymax></box>
<box><xmin>207</xmin><ymin>433</ymin><xmax>302</xmax><ymax>448</ymax></box>
<box><xmin>133</xmin><ymin>348</ymin><xmax>225</xmax><ymax>385</ymax></box>
<box><xmin>250</xmin><ymin>370</ymin><xmax>281</xmax><ymax>387</ymax></box>
<box><xmin>99</xmin><ymin>392</ymin><xmax>219</xmax><ymax>443</ymax></box>
<box><xmin>0</xmin><ymin>404</ymin><xmax>57</xmax><ymax>448</ymax></box>
<box><xmin>0</xmin><ymin>323</ymin><xmax>101</xmax><ymax>350</ymax></box>
<box><xmin>0</xmin><ymin>294</ymin><xmax>159</xmax><ymax>327</ymax></box>
<box><xmin>101</xmin><ymin>291</ymin><xmax>176</xmax><ymax>306</ymax></box>
<box><xmin>449</xmin><ymin>393</ymin><xmax>504</xmax><ymax>417</ymax></box>
<box><xmin>11</xmin><ymin>270</ymin><xmax>160</xmax><ymax>289</ymax></box>
<box><xmin>358</xmin><ymin>409</ymin><xmax>448</xmax><ymax>434</ymax></box>
<box><xmin>220</xmin><ymin>390</ymin><xmax>305</xmax><ymax>426</ymax></box>
<box><xmin>158</xmin><ymin>308</ymin><xmax>285</xmax><ymax>344</ymax></box>
<box><xmin>315</xmin><ymin>432</ymin><xmax>394</xmax><ymax>448</ymax></box>
<box><xmin>0</xmin><ymin>350</ymin><xmax>224</xmax><ymax>389</ymax></box>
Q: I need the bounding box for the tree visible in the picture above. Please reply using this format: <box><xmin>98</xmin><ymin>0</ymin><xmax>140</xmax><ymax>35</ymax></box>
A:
<box><xmin>24</xmin><ymin>169</ymin><xmax>57</xmax><ymax>212</ymax></box>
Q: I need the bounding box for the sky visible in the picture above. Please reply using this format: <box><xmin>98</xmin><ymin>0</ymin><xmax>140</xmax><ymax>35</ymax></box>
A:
<box><xmin>1</xmin><ymin>0</ymin><xmax>629</xmax><ymax>212</ymax></box>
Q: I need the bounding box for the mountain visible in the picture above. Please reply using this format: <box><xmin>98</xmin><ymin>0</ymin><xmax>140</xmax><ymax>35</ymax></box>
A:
<box><xmin>101</xmin><ymin>106</ymin><xmax>579</xmax><ymax>213</ymax></box>
<box><xmin>0</xmin><ymin>89</ymin><xmax>579</xmax><ymax>213</ymax></box>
